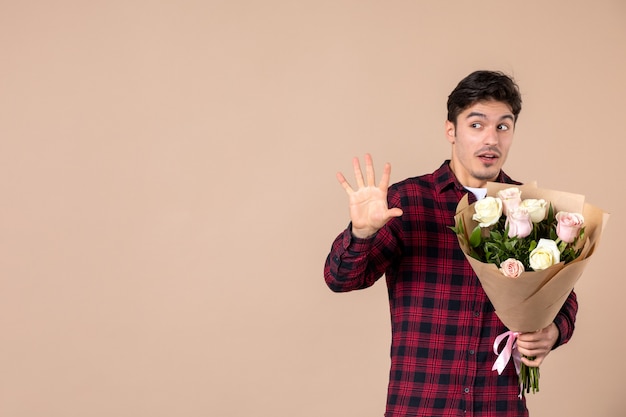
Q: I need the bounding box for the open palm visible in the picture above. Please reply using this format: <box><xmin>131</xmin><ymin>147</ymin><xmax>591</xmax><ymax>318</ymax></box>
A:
<box><xmin>337</xmin><ymin>154</ymin><xmax>403</xmax><ymax>239</ymax></box>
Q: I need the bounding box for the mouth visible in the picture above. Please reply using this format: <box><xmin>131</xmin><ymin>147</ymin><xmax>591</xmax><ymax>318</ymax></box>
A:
<box><xmin>477</xmin><ymin>152</ymin><xmax>500</xmax><ymax>164</ymax></box>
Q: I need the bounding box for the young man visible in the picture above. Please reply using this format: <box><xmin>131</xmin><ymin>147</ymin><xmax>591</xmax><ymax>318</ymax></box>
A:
<box><xmin>324</xmin><ymin>71</ymin><xmax>577</xmax><ymax>416</ymax></box>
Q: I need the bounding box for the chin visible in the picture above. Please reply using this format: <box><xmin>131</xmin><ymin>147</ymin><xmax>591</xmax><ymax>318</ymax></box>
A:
<box><xmin>475</xmin><ymin>169</ymin><xmax>500</xmax><ymax>182</ymax></box>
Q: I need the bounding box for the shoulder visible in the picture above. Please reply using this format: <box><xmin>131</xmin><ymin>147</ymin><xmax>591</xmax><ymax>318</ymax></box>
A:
<box><xmin>498</xmin><ymin>170</ymin><xmax>523</xmax><ymax>185</ymax></box>
<box><xmin>387</xmin><ymin>172</ymin><xmax>440</xmax><ymax>209</ymax></box>
<box><xmin>389</xmin><ymin>161</ymin><xmax>451</xmax><ymax>195</ymax></box>
<box><xmin>390</xmin><ymin>173</ymin><xmax>437</xmax><ymax>193</ymax></box>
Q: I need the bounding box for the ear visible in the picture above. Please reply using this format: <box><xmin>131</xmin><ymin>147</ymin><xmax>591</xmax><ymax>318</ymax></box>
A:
<box><xmin>445</xmin><ymin>120</ymin><xmax>456</xmax><ymax>144</ymax></box>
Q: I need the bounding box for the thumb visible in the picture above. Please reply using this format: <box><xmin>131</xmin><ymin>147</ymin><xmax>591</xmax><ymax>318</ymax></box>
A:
<box><xmin>387</xmin><ymin>207</ymin><xmax>403</xmax><ymax>219</ymax></box>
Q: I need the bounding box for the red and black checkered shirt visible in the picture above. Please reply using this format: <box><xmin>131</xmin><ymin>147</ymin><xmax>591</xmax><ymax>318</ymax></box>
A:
<box><xmin>324</xmin><ymin>161</ymin><xmax>578</xmax><ymax>417</ymax></box>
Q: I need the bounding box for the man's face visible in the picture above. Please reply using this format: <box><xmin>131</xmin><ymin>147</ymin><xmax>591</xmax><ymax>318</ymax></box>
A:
<box><xmin>445</xmin><ymin>100</ymin><xmax>515</xmax><ymax>188</ymax></box>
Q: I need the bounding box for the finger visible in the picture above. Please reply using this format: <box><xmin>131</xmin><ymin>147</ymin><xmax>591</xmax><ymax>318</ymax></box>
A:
<box><xmin>364</xmin><ymin>153</ymin><xmax>376</xmax><ymax>187</ymax></box>
<box><xmin>521</xmin><ymin>356</ymin><xmax>543</xmax><ymax>367</ymax></box>
<box><xmin>517</xmin><ymin>341</ymin><xmax>550</xmax><ymax>358</ymax></box>
<box><xmin>517</xmin><ymin>330</ymin><xmax>542</xmax><ymax>342</ymax></box>
<box><xmin>517</xmin><ymin>344</ymin><xmax>535</xmax><ymax>357</ymax></box>
<box><xmin>387</xmin><ymin>207</ymin><xmax>404</xmax><ymax>219</ymax></box>
<box><xmin>352</xmin><ymin>157</ymin><xmax>365</xmax><ymax>188</ymax></box>
<box><xmin>336</xmin><ymin>172</ymin><xmax>354</xmax><ymax>194</ymax></box>
<box><xmin>517</xmin><ymin>335</ymin><xmax>535</xmax><ymax>344</ymax></box>
<box><xmin>379</xmin><ymin>162</ymin><xmax>392</xmax><ymax>190</ymax></box>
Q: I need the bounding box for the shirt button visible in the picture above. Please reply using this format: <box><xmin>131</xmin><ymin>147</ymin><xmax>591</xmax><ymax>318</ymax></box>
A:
<box><xmin>469</xmin><ymin>349</ymin><xmax>475</xmax><ymax>355</ymax></box>
<box><xmin>473</xmin><ymin>311</ymin><xmax>480</xmax><ymax>317</ymax></box>
<box><xmin>464</xmin><ymin>387</ymin><xmax>470</xmax><ymax>393</ymax></box>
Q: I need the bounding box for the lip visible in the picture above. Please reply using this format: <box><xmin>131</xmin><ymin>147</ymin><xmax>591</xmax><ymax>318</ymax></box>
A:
<box><xmin>477</xmin><ymin>153</ymin><xmax>500</xmax><ymax>164</ymax></box>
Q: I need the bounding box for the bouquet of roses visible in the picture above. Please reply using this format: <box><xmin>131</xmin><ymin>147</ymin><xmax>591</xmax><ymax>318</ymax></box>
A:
<box><xmin>452</xmin><ymin>182</ymin><xmax>608</xmax><ymax>396</ymax></box>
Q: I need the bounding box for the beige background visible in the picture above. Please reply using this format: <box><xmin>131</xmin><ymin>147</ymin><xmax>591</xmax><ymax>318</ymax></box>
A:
<box><xmin>1</xmin><ymin>1</ymin><xmax>624</xmax><ymax>416</ymax></box>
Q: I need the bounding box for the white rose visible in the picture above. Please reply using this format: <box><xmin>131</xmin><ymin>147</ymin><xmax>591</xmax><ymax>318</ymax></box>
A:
<box><xmin>472</xmin><ymin>196</ymin><xmax>503</xmax><ymax>227</ymax></box>
<box><xmin>520</xmin><ymin>199</ymin><xmax>548</xmax><ymax>223</ymax></box>
<box><xmin>529</xmin><ymin>239</ymin><xmax>561</xmax><ymax>271</ymax></box>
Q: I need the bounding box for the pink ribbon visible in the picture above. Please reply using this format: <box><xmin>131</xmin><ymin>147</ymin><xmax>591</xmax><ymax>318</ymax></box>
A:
<box><xmin>492</xmin><ymin>331</ymin><xmax>521</xmax><ymax>375</ymax></box>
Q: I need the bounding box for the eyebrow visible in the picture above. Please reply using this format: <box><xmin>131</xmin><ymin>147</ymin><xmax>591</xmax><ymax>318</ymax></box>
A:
<box><xmin>466</xmin><ymin>112</ymin><xmax>515</xmax><ymax>122</ymax></box>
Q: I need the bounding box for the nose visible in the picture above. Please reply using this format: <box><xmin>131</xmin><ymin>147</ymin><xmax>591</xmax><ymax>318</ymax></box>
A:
<box><xmin>483</xmin><ymin>126</ymin><xmax>499</xmax><ymax>145</ymax></box>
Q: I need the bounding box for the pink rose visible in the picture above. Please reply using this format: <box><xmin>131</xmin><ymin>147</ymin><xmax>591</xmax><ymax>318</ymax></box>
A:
<box><xmin>506</xmin><ymin>207</ymin><xmax>533</xmax><ymax>238</ymax></box>
<box><xmin>497</xmin><ymin>187</ymin><xmax>522</xmax><ymax>214</ymax></box>
<box><xmin>556</xmin><ymin>211</ymin><xmax>585</xmax><ymax>243</ymax></box>
<box><xmin>500</xmin><ymin>258</ymin><xmax>525</xmax><ymax>278</ymax></box>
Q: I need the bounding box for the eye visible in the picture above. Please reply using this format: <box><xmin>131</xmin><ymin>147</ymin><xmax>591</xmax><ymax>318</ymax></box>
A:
<box><xmin>497</xmin><ymin>124</ymin><xmax>510</xmax><ymax>131</ymax></box>
<box><xmin>471</xmin><ymin>122</ymin><xmax>482</xmax><ymax>129</ymax></box>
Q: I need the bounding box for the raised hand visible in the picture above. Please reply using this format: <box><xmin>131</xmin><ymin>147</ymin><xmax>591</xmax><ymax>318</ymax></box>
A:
<box><xmin>336</xmin><ymin>153</ymin><xmax>403</xmax><ymax>239</ymax></box>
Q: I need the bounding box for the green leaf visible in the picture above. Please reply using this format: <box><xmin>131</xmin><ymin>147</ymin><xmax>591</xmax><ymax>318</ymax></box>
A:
<box><xmin>449</xmin><ymin>222</ymin><xmax>462</xmax><ymax>236</ymax></box>
<box><xmin>469</xmin><ymin>226</ymin><xmax>482</xmax><ymax>248</ymax></box>
<box><xmin>490</xmin><ymin>230</ymin><xmax>502</xmax><ymax>240</ymax></box>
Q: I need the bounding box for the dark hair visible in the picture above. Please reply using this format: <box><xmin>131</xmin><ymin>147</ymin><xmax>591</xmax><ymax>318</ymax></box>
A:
<box><xmin>447</xmin><ymin>70</ymin><xmax>522</xmax><ymax>125</ymax></box>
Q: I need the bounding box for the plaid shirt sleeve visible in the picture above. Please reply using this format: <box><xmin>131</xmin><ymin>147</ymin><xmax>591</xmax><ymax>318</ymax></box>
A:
<box><xmin>552</xmin><ymin>290</ymin><xmax>578</xmax><ymax>348</ymax></box>
<box><xmin>324</xmin><ymin>213</ymin><xmax>403</xmax><ymax>293</ymax></box>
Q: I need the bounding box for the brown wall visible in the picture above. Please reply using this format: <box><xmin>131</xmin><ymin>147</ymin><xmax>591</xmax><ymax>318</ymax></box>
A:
<box><xmin>1</xmin><ymin>1</ymin><xmax>624</xmax><ymax>416</ymax></box>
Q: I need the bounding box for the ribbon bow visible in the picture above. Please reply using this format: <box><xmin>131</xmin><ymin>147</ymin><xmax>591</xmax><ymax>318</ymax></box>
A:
<box><xmin>492</xmin><ymin>331</ymin><xmax>522</xmax><ymax>375</ymax></box>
